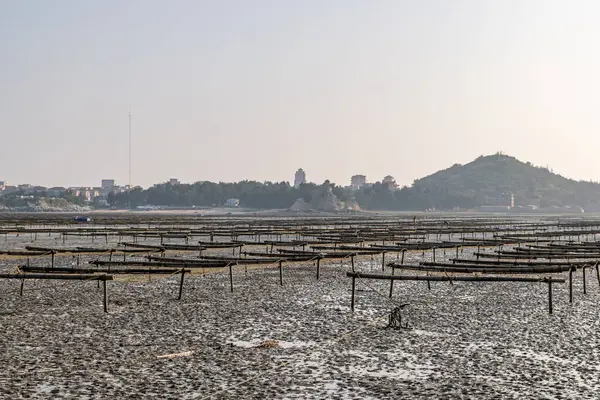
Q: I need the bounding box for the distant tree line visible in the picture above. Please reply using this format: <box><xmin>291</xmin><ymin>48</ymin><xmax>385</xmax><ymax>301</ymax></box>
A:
<box><xmin>104</xmin><ymin>180</ymin><xmax>432</xmax><ymax>211</ymax></box>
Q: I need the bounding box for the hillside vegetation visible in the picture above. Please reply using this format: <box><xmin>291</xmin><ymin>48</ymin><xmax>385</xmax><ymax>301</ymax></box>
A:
<box><xmin>410</xmin><ymin>153</ymin><xmax>600</xmax><ymax>209</ymax></box>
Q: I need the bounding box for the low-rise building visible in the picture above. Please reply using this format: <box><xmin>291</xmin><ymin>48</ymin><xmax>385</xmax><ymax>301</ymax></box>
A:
<box><xmin>224</xmin><ymin>198</ymin><xmax>240</xmax><ymax>208</ymax></box>
<box><xmin>48</xmin><ymin>187</ymin><xmax>67</xmax><ymax>197</ymax></box>
<box><xmin>69</xmin><ymin>187</ymin><xmax>101</xmax><ymax>202</ymax></box>
<box><xmin>18</xmin><ymin>185</ymin><xmax>47</xmax><ymax>195</ymax></box>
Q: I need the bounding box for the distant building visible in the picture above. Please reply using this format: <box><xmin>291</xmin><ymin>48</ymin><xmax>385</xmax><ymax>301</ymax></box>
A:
<box><xmin>18</xmin><ymin>185</ymin><xmax>46</xmax><ymax>195</ymax></box>
<box><xmin>2</xmin><ymin>185</ymin><xmax>17</xmax><ymax>194</ymax></box>
<box><xmin>101</xmin><ymin>179</ymin><xmax>115</xmax><ymax>190</ymax></box>
<box><xmin>294</xmin><ymin>168</ymin><xmax>306</xmax><ymax>188</ymax></box>
<box><xmin>48</xmin><ymin>187</ymin><xmax>67</xmax><ymax>197</ymax></box>
<box><xmin>224</xmin><ymin>198</ymin><xmax>240</xmax><ymax>208</ymax></box>
<box><xmin>382</xmin><ymin>175</ymin><xmax>398</xmax><ymax>190</ymax></box>
<box><xmin>69</xmin><ymin>187</ymin><xmax>101</xmax><ymax>202</ymax></box>
<box><xmin>350</xmin><ymin>175</ymin><xmax>367</xmax><ymax>189</ymax></box>
<box><xmin>168</xmin><ymin>178</ymin><xmax>180</xmax><ymax>185</ymax></box>
<box><xmin>0</xmin><ymin>181</ymin><xmax>5</xmax><ymax>191</ymax></box>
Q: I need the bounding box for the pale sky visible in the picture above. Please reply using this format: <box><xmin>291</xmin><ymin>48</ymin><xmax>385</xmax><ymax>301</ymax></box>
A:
<box><xmin>1</xmin><ymin>0</ymin><xmax>599</xmax><ymax>188</ymax></box>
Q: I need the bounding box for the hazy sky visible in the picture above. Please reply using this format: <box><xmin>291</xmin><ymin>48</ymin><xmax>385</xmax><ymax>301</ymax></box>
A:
<box><xmin>1</xmin><ymin>0</ymin><xmax>599</xmax><ymax>188</ymax></box>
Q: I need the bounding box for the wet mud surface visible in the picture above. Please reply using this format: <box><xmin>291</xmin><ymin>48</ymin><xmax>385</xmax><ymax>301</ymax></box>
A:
<box><xmin>1</xmin><ymin>236</ymin><xmax>599</xmax><ymax>399</ymax></box>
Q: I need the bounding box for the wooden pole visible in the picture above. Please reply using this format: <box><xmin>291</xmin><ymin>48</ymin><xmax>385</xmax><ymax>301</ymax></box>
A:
<box><xmin>316</xmin><ymin>258</ymin><xmax>321</xmax><ymax>280</ymax></box>
<box><xmin>178</xmin><ymin>269</ymin><xmax>186</xmax><ymax>300</ymax></box>
<box><xmin>229</xmin><ymin>264</ymin><xmax>234</xmax><ymax>292</ymax></box>
<box><xmin>279</xmin><ymin>261</ymin><xmax>283</xmax><ymax>286</ymax></box>
<box><xmin>389</xmin><ymin>263</ymin><xmax>395</xmax><ymax>298</ymax></box>
<box><xmin>381</xmin><ymin>252</ymin><xmax>386</xmax><ymax>271</ymax></box>
<box><xmin>351</xmin><ymin>275</ymin><xmax>356</xmax><ymax>312</ymax></box>
<box><xmin>103</xmin><ymin>280</ymin><xmax>108</xmax><ymax>313</ymax></box>
<box><xmin>20</xmin><ymin>279</ymin><xmax>24</xmax><ymax>296</ymax></box>
<box><xmin>569</xmin><ymin>267</ymin><xmax>573</xmax><ymax>304</ymax></box>
<box><xmin>51</xmin><ymin>252</ymin><xmax>55</xmax><ymax>269</ymax></box>
<box><xmin>548</xmin><ymin>280</ymin><xmax>553</xmax><ymax>314</ymax></box>
<box><xmin>351</xmin><ymin>255</ymin><xmax>355</xmax><ymax>272</ymax></box>
<box><xmin>583</xmin><ymin>267</ymin><xmax>587</xmax><ymax>294</ymax></box>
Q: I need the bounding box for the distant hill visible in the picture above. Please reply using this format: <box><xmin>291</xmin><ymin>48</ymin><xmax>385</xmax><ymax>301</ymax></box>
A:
<box><xmin>24</xmin><ymin>152</ymin><xmax>597</xmax><ymax>212</ymax></box>
<box><xmin>407</xmin><ymin>153</ymin><xmax>600</xmax><ymax>209</ymax></box>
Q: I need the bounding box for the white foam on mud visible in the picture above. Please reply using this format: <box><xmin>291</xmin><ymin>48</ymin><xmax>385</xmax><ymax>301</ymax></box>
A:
<box><xmin>412</xmin><ymin>329</ymin><xmax>442</xmax><ymax>337</ymax></box>
<box><xmin>229</xmin><ymin>339</ymin><xmax>316</xmax><ymax>349</ymax></box>
<box><xmin>508</xmin><ymin>348</ymin><xmax>575</xmax><ymax>365</ymax></box>
<box><xmin>35</xmin><ymin>383</ymin><xmax>56</xmax><ymax>395</ymax></box>
<box><xmin>347</xmin><ymin>364</ymin><xmax>434</xmax><ymax>381</ymax></box>
<box><xmin>341</xmin><ymin>349</ymin><xmax>436</xmax><ymax>381</ymax></box>
<box><xmin>465</xmin><ymin>340</ymin><xmax>497</xmax><ymax>352</ymax></box>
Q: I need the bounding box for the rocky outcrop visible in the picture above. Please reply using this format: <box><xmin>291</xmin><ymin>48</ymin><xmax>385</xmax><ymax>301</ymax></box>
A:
<box><xmin>289</xmin><ymin>185</ymin><xmax>359</xmax><ymax>213</ymax></box>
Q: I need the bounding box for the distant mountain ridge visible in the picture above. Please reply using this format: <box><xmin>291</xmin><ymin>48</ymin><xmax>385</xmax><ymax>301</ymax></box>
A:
<box><xmin>408</xmin><ymin>153</ymin><xmax>600</xmax><ymax>210</ymax></box>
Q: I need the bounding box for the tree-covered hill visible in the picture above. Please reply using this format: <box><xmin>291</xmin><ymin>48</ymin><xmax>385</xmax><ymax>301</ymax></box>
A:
<box><xmin>409</xmin><ymin>153</ymin><xmax>600</xmax><ymax>209</ymax></box>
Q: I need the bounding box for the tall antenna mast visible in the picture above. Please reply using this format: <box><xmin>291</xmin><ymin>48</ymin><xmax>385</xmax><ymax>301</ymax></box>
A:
<box><xmin>128</xmin><ymin>111</ymin><xmax>132</xmax><ymax>192</ymax></box>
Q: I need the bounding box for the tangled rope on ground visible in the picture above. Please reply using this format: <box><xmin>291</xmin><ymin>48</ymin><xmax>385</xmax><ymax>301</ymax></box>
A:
<box><xmin>386</xmin><ymin>304</ymin><xmax>410</xmax><ymax>330</ymax></box>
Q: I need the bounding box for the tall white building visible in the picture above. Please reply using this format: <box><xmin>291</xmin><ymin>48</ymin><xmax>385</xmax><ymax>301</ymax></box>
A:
<box><xmin>294</xmin><ymin>168</ymin><xmax>306</xmax><ymax>188</ymax></box>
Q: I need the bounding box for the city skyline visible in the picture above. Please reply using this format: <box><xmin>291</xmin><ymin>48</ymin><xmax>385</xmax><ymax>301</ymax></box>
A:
<box><xmin>0</xmin><ymin>168</ymin><xmax>398</xmax><ymax>191</ymax></box>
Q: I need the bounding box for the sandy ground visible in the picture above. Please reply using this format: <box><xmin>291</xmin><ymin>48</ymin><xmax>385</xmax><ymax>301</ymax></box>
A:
<box><xmin>1</xmin><ymin>234</ymin><xmax>599</xmax><ymax>399</ymax></box>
